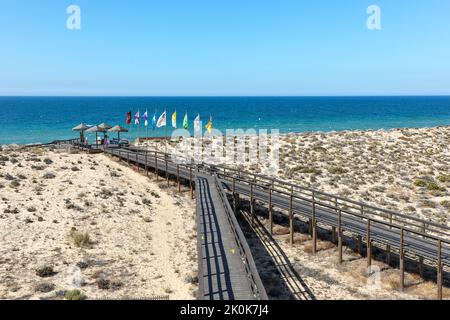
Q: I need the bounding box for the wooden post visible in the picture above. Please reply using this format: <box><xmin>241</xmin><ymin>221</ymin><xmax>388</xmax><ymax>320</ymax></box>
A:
<box><xmin>145</xmin><ymin>151</ymin><xmax>148</xmax><ymax>175</ymax></box>
<box><xmin>332</xmin><ymin>227</ymin><xmax>337</xmax><ymax>244</ymax></box>
<box><xmin>177</xmin><ymin>164</ymin><xmax>180</xmax><ymax>193</ymax></box>
<box><xmin>309</xmin><ymin>192</ymin><xmax>315</xmax><ymax>238</ymax></box>
<box><xmin>289</xmin><ymin>193</ymin><xmax>294</xmax><ymax>246</ymax></box>
<box><xmin>155</xmin><ymin>152</ymin><xmax>158</xmax><ymax>181</ymax></box>
<box><xmin>367</xmin><ymin>219</ymin><xmax>372</xmax><ymax>269</ymax></box>
<box><xmin>386</xmin><ymin>243</ymin><xmax>391</xmax><ymax>265</ymax></box>
<box><xmin>312</xmin><ymin>201</ymin><xmax>317</xmax><ymax>255</ymax></box>
<box><xmin>235</xmin><ymin>193</ymin><xmax>240</xmax><ymax>212</ymax></box>
<box><xmin>269</xmin><ymin>187</ymin><xmax>273</xmax><ymax>236</ymax></box>
<box><xmin>419</xmin><ymin>224</ymin><xmax>425</xmax><ymax>276</ymax></box>
<box><xmin>136</xmin><ymin>152</ymin><xmax>139</xmax><ymax>171</ymax></box>
<box><xmin>334</xmin><ymin>197</ymin><xmax>338</xmax><ymax>244</ymax></box>
<box><xmin>308</xmin><ymin>218</ymin><xmax>313</xmax><ymax>237</ymax></box>
<box><xmin>357</xmin><ymin>235</ymin><xmax>362</xmax><ymax>255</ymax></box>
<box><xmin>165</xmin><ymin>156</ymin><xmax>169</xmax><ymax>187</ymax></box>
<box><xmin>189</xmin><ymin>167</ymin><xmax>193</xmax><ymax>199</ymax></box>
<box><xmin>338</xmin><ymin>210</ymin><xmax>343</xmax><ymax>264</ymax></box>
<box><xmin>250</xmin><ymin>183</ymin><xmax>254</xmax><ymax>217</ymax></box>
<box><xmin>232</xmin><ymin>178</ymin><xmax>236</xmax><ymax>214</ymax></box>
<box><xmin>437</xmin><ymin>240</ymin><xmax>443</xmax><ymax>300</ymax></box>
<box><xmin>400</xmin><ymin>228</ymin><xmax>405</xmax><ymax>291</ymax></box>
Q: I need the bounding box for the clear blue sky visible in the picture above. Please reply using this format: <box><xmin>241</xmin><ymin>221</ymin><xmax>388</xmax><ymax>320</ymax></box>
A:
<box><xmin>1</xmin><ymin>0</ymin><xmax>450</xmax><ymax>96</ymax></box>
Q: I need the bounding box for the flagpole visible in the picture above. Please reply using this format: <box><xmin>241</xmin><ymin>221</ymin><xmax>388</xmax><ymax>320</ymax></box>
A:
<box><xmin>165</xmin><ymin>109</ymin><xmax>168</xmax><ymax>154</ymax></box>
<box><xmin>129</xmin><ymin>111</ymin><xmax>132</xmax><ymax>143</ymax></box>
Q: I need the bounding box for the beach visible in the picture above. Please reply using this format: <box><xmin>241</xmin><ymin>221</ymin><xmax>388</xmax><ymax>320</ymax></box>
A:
<box><xmin>0</xmin><ymin>146</ymin><xmax>197</xmax><ymax>300</ymax></box>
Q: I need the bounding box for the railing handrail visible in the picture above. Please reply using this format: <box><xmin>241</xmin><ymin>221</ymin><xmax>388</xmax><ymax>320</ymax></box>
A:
<box><xmin>216</xmin><ymin>172</ymin><xmax>450</xmax><ymax>245</ymax></box>
<box><xmin>208</xmin><ymin>165</ymin><xmax>450</xmax><ymax>234</ymax></box>
<box><xmin>213</xmin><ymin>175</ymin><xmax>268</xmax><ymax>300</ymax></box>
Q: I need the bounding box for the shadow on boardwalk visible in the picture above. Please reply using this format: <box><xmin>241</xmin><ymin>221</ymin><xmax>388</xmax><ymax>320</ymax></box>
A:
<box><xmin>236</xmin><ymin>206</ymin><xmax>316</xmax><ymax>300</ymax></box>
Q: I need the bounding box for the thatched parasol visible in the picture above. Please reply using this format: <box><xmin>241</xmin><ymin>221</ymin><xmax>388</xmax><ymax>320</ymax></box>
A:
<box><xmin>108</xmin><ymin>125</ymin><xmax>128</xmax><ymax>140</ymax></box>
<box><xmin>72</xmin><ymin>123</ymin><xmax>92</xmax><ymax>142</ymax></box>
<box><xmin>86</xmin><ymin>125</ymin><xmax>106</xmax><ymax>146</ymax></box>
<box><xmin>97</xmin><ymin>123</ymin><xmax>112</xmax><ymax>131</ymax></box>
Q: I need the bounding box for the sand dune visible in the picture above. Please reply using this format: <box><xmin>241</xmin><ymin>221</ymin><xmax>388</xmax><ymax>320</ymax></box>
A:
<box><xmin>0</xmin><ymin>146</ymin><xmax>197</xmax><ymax>300</ymax></box>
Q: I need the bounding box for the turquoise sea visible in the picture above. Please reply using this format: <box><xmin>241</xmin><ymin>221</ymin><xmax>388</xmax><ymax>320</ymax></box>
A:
<box><xmin>0</xmin><ymin>96</ymin><xmax>449</xmax><ymax>145</ymax></box>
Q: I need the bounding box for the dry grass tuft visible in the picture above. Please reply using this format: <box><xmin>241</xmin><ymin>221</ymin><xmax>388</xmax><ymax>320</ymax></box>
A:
<box><xmin>303</xmin><ymin>240</ymin><xmax>335</xmax><ymax>254</ymax></box>
<box><xmin>272</xmin><ymin>225</ymin><xmax>290</xmax><ymax>236</ymax></box>
<box><xmin>71</xmin><ymin>231</ymin><xmax>92</xmax><ymax>248</ymax></box>
<box><xmin>284</xmin><ymin>233</ymin><xmax>309</xmax><ymax>244</ymax></box>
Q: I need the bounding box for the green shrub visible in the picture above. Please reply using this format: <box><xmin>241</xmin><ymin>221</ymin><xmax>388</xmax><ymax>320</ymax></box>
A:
<box><xmin>414</xmin><ymin>179</ymin><xmax>427</xmax><ymax>187</ymax></box>
<box><xmin>427</xmin><ymin>182</ymin><xmax>442</xmax><ymax>191</ymax></box>
<box><xmin>64</xmin><ymin>289</ymin><xmax>87</xmax><ymax>300</ymax></box>
<box><xmin>42</xmin><ymin>172</ymin><xmax>56</xmax><ymax>179</ymax></box>
<box><xmin>36</xmin><ymin>265</ymin><xmax>55</xmax><ymax>278</ymax></box>
<box><xmin>328</xmin><ymin>166</ymin><xmax>348</xmax><ymax>175</ymax></box>
<box><xmin>35</xmin><ymin>282</ymin><xmax>55</xmax><ymax>293</ymax></box>
<box><xmin>9</xmin><ymin>180</ymin><xmax>20</xmax><ymax>188</ymax></box>
<box><xmin>71</xmin><ymin>232</ymin><xmax>91</xmax><ymax>248</ymax></box>
<box><xmin>291</xmin><ymin>166</ymin><xmax>322</xmax><ymax>175</ymax></box>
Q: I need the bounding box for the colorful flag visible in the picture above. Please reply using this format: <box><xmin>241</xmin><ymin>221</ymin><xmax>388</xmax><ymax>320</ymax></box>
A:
<box><xmin>205</xmin><ymin>114</ymin><xmax>213</xmax><ymax>133</ymax></box>
<box><xmin>172</xmin><ymin>111</ymin><xmax>177</xmax><ymax>128</ymax></box>
<box><xmin>157</xmin><ymin>111</ymin><xmax>166</xmax><ymax>128</ymax></box>
<box><xmin>194</xmin><ymin>114</ymin><xmax>201</xmax><ymax>132</ymax></box>
<box><xmin>126</xmin><ymin>110</ymin><xmax>131</xmax><ymax>125</ymax></box>
<box><xmin>152</xmin><ymin>111</ymin><xmax>157</xmax><ymax>129</ymax></box>
<box><xmin>142</xmin><ymin>110</ymin><xmax>148</xmax><ymax>127</ymax></box>
<box><xmin>134</xmin><ymin>110</ymin><xmax>140</xmax><ymax>125</ymax></box>
<box><xmin>183</xmin><ymin>112</ymin><xmax>188</xmax><ymax>130</ymax></box>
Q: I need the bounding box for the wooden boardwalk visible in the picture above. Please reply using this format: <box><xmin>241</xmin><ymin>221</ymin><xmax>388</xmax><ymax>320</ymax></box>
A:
<box><xmin>68</xmin><ymin>141</ymin><xmax>450</xmax><ymax>299</ymax></box>
<box><xmin>196</xmin><ymin>174</ymin><xmax>265</xmax><ymax>299</ymax></box>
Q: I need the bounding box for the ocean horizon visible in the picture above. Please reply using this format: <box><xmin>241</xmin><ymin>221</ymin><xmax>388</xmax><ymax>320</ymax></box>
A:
<box><xmin>0</xmin><ymin>96</ymin><xmax>449</xmax><ymax>145</ymax></box>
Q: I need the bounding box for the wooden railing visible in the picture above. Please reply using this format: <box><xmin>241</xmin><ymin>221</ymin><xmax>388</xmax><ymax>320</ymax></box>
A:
<box><xmin>213</xmin><ymin>175</ymin><xmax>268</xmax><ymax>300</ymax></box>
